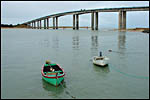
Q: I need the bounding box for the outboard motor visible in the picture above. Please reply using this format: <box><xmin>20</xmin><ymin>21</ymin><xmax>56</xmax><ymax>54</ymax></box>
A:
<box><xmin>99</xmin><ymin>51</ymin><xmax>102</xmax><ymax>57</ymax></box>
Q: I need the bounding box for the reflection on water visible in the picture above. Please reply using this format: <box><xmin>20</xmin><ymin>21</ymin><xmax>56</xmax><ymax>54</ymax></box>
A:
<box><xmin>40</xmin><ymin>39</ymin><xmax>51</xmax><ymax>48</ymax></box>
<box><xmin>118</xmin><ymin>32</ymin><xmax>126</xmax><ymax>52</ymax></box>
<box><xmin>116</xmin><ymin>31</ymin><xmax>127</xmax><ymax>60</ymax></box>
<box><xmin>42</xmin><ymin>79</ymin><xmax>76</xmax><ymax>99</ymax></box>
<box><xmin>93</xmin><ymin>64</ymin><xmax>110</xmax><ymax>74</ymax></box>
<box><xmin>72</xmin><ymin>34</ymin><xmax>79</xmax><ymax>50</ymax></box>
<box><xmin>72</xmin><ymin>33</ymin><xmax>80</xmax><ymax>66</ymax></box>
<box><xmin>42</xmin><ymin>79</ymin><xmax>65</xmax><ymax>94</ymax></box>
<box><xmin>91</xmin><ymin>33</ymin><xmax>99</xmax><ymax>56</ymax></box>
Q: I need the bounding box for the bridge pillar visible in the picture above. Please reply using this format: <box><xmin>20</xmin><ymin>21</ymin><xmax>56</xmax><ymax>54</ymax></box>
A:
<box><xmin>118</xmin><ymin>11</ymin><xmax>123</xmax><ymax>30</ymax></box>
<box><xmin>53</xmin><ymin>17</ymin><xmax>55</xmax><ymax>29</ymax></box>
<box><xmin>34</xmin><ymin>21</ymin><xmax>36</xmax><ymax>29</ymax></box>
<box><xmin>91</xmin><ymin>12</ymin><xmax>94</xmax><ymax>30</ymax></box>
<box><xmin>46</xmin><ymin>18</ymin><xmax>49</xmax><ymax>29</ymax></box>
<box><xmin>73</xmin><ymin>15</ymin><xmax>75</xmax><ymax>30</ymax></box>
<box><xmin>33</xmin><ymin>22</ymin><xmax>35</xmax><ymax>29</ymax></box>
<box><xmin>30</xmin><ymin>23</ymin><xmax>32</xmax><ymax>28</ymax></box>
<box><xmin>44</xmin><ymin>19</ymin><xmax>46</xmax><ymax>29</ymax></box>
<box><xmin>122</xmin><ymin>11</ymin><xmax>126</xmax><ymax>29</ymax></box>
<box><xmin>56</xmin><ymin>17</ymin><xmax>58</xmax><ymax>29</ymax></box>
<box><xmin>36</xmin><ymin>21</ymin><xmax>37</xmax><ymax>29</ymax></box>
<box><xmin>37</xmin><ymin>21</ymin><xmax>39</xmax><ymax>29</ymax></box>
<box><xmin>32</xmin><ymin>22</ymin><xmax>34</xmax><ymax>29</ymax></box>
<box><xmin>118</xmin><ymin>11</ymin><xmax>126</xmax><ymax>30</ymax></box>
<box><xmin>95</xmin><ymin>12</ymin><xmax>98</xmax><ymax>30</ymax></box>
<box><xmin>31</xmin><ymin>23</ymin><xmax>33</xmax><ymax>28</ymax></box>
<box><xmin>39</xmin><ymin>20</ymin><xmax>42</xmax><ymax>29</ymax></box>
<box><xmin>76</xmin><ymin>14</ymin><xmax>79</xmax><ymax>30</ymax></box>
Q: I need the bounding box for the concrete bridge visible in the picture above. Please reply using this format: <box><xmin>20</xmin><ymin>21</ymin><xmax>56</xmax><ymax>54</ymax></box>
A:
<box><xmin>21</xmin><ymin>6</ymin><xmax>149</xmax><ymax>30</ymax></box>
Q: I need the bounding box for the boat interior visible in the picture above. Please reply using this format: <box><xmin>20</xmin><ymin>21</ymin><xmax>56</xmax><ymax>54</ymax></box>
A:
<box><xmin>95</xmin><ymin>57</ymin><xmax>104</xmax><ymax>60</ymax></box>
<box><xmin>43</xmin><ymin>64</ymin><xmax>63</xmax><ymax>74</ymax></box>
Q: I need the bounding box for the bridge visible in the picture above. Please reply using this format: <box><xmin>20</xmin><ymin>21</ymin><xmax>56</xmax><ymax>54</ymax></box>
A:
<box><xmin>21</xmin><ymin>6</ymin><xmax>149</xmax><ymax>30</ymax></box>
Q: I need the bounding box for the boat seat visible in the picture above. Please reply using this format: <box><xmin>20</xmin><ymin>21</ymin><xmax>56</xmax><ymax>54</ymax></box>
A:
<box><xmin>96</xmin><ymin>57</ymin><xmax>104</xmax><ymax>60</ymax></box>
<box><xmin>46</xmin><ymin>72</ymin><xmax>57</xmax><ymax>75</ymax></box>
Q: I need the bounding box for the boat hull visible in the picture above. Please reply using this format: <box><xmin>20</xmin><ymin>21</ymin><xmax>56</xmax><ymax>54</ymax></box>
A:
<box><xmin>41</xmin><ymin>64</ymin><xmax>65</xmax><ymax>86</ymax></box>
<box><xmin>42</xmin><ymin>76</ymin><xmax>64</xmax><ymax>86</ymax></box>
<box><xmin>93</xmin><ymin>62</ymin><xmax>108</xmax><ymax>67</ymax></box>
<box><xmin>92</xmin><ymin>56</ymin><xmax>109</xmax><ymax>67</ymax></box>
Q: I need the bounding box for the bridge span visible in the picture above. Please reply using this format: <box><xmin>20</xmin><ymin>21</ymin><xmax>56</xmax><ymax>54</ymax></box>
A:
<box><xmin>21</xmin><ymin>6</ymin><xmax>149</xmax><ymax>30</ymax></box>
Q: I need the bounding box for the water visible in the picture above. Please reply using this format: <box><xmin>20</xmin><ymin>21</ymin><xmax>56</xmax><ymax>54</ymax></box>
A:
<box><xmin>1</xmin><ymin>28</ymin><xmax>149</xmax><ymax>99</ymax></box>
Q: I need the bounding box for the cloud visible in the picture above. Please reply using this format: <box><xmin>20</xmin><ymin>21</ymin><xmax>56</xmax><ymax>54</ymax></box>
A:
<box><xmin>1</xmin><ymin>1</ymin><xmax>149</xmax><ymax>28</ymax></box>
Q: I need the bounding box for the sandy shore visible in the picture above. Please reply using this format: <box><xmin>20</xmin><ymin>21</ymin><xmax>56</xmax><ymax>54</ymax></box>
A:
<box><xmin>113</xmin><ymin>28</ymin><xmax>149</xmax><ymax>33</ymax></box>
<box><xmin>1</xmin><ymin>27</ymin><xmax>149</xmax><ymax>33</ymax></box>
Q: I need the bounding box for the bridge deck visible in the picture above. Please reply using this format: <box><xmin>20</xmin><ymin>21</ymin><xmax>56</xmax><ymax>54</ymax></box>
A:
<box><xmin>22</xmin><ymin>6</ymin><xmax>149</xmax><ymax>24</ymax></box>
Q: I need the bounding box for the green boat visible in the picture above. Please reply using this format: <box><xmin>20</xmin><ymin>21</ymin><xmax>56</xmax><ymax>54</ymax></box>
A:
<box><xmin>41</xmin><ymin>64</ymin><xmax>65</xmax><ymax>86</ymax></box>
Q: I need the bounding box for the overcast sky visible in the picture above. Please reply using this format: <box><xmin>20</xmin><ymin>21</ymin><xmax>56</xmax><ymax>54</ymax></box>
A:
<box><xmin>1</xmin><ymin>1</ymin><xmax>149</xmax><ymax>29</ymax></box>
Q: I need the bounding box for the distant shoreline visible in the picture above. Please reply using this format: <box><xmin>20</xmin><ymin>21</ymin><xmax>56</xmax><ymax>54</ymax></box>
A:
<box><xmin>1</xmin><ymin>26</ymin><xmax>90</xmax><ymax>29</ymax></box>
<box><xmin>1</xmin><ymin>26</ymin><xmax>149</xmax><ymax>33</ymax></box>
<box><xmin>113</xmin><ymin>28</ymin><xmax>149</xmax><ymax>33</ymax></box>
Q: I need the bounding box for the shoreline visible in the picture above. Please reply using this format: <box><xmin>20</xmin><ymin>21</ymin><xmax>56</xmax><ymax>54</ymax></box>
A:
<box><xmin>113</xmin><ymin>28</ymin><xmax>149</xmax><ymax>31</ymax></box>
<box><xmin>1</xmin><ymin>26</ymin><xmax>90</xmax><ymax>29</ymax></box>
<box><xmin>112</xmin><ymin>28</ymin><xmax>149</xmax><ymax>33</ymax></box>
<box><xmin>1</xmin><ymin>27</ymin><xmax>149</xmax><ymax>33</ymax></box>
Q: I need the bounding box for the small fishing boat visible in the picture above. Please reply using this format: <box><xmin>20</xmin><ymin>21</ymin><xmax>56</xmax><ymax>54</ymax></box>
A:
<box><xmin>41</xmin><ymin>63</ymin><xmax>65</xmax><ymax>86</ymax></box>
<box><xmin>92</xmin><ymin>51</ymin><xmax>109</xmax><ymax>67</ymax></box>
<box><xmin>93</xmin><ymin>56</ymin><xmax>109</xmax><ymax>67</ymax></box>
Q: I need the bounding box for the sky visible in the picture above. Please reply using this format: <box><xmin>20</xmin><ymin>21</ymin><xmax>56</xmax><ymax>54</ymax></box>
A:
<box><xmin>1</xmin><ymin>1</ymin><xmax>149</xmax><ymax>29</ymax></box>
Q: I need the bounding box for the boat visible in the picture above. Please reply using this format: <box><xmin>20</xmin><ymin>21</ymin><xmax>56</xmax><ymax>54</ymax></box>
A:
<box><xmin>92</xmin><ymin>51</ymin><xmax>109</xmax><ymax>67</ymax></box>
<box><xmin>92</xmin><ymin>56</ymin><xmax>109</xmax><ymax>67</ymax></box>
<box><xmin>41</xmin><ymin>63</ymin><xmax>65</xmax><ymax>86</ymax></box>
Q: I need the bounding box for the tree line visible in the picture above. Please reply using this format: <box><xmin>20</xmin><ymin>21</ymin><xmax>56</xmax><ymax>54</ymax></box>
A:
<box><xmin>1</xmin><ymin>24</ymin><xmax>20</xmax><ymax>27</ymax></box>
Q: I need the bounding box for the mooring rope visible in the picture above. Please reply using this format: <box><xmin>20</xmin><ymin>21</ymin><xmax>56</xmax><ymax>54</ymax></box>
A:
<box><xmin>108</xmin><ymin>49</ymin><xmax>149</xmax><ymax>79</ymax></box>
<box><xmin>56</xmin><ymin>75</ymin><xmax>76</xmax><ymax>99</ymax></box>
<box><xmin>109</xmin><ymin>64</ymin><xmax>149</xmax><ymax>79</ymax></box>
<box><xmin>108</xmin><ymin>49</ymin><xmax>144</xmax><ymax>54</ymax></box>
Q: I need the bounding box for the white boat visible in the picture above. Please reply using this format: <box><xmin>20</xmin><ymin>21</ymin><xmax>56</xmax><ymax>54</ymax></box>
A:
<box><xmin>92</xmin><ymin>56</ymin><xmax>109</xmax><ymax>67</ymax></box>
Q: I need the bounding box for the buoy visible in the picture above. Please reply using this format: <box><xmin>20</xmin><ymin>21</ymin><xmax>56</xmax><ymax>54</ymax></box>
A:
<box><xmin>108</xmin><ymin>49</ymin><xmax>112</xmax><ymax>52</ymax></box>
